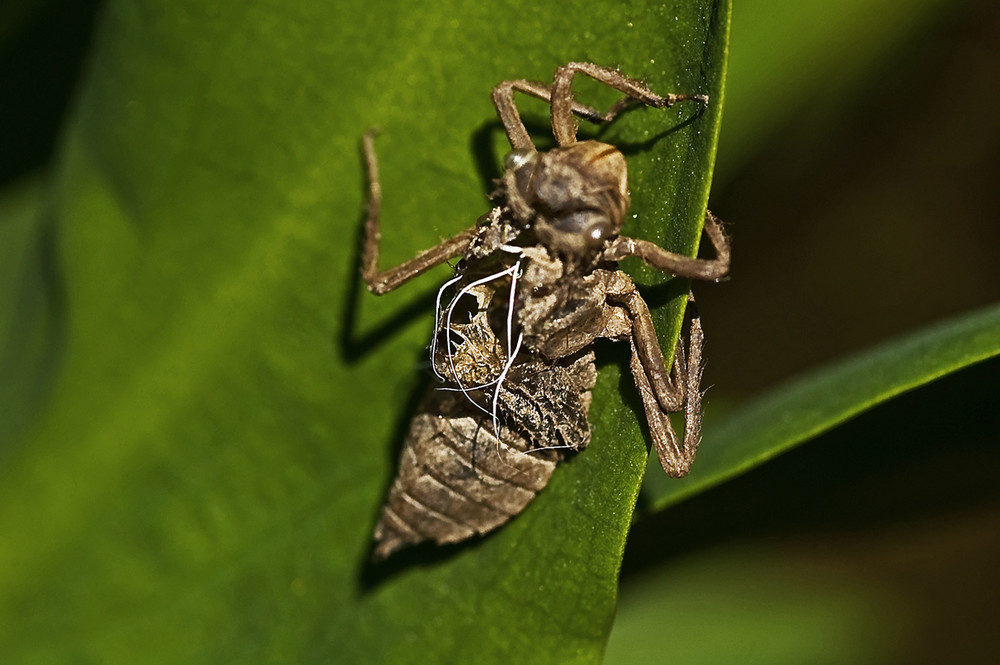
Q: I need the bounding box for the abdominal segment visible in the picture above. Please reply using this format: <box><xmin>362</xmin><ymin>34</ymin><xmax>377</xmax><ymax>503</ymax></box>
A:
<box><xmin>372</xmin><ymin>389</ymin><xmax>559</xmax><ymax>560</ymax></box>
<box><xmin>372</xmin><ymin>350</ymin><xmax>596</xmax><ymax>560</ymax></box>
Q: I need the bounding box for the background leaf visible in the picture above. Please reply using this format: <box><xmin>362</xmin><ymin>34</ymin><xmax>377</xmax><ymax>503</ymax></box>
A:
<box><xmin>642</xmin><ymin>302</ymin><xmax>1000</xmax><ymax>512</ymax></box>
<box><xmin>0</xmin><ymin>0</ymin><xmax>729</xmax><ymax>663</ymax></box>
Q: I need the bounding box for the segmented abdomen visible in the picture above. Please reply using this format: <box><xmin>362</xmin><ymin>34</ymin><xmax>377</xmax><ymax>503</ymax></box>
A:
<box><xmin>372</xmin><ymin>272</ymin><xmax>598</xmax><ymax>559</ymax></box>
<box><xmin>373</xmin><ymin>389</ymin><xmax>559</xmax><ymax>560</ymax></box>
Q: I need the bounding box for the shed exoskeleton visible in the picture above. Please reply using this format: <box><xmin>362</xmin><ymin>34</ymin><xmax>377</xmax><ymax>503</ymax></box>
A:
<box><xmin>361</xmin><ymin>62</ymin><xmax>730</xmax><ymax>560</ymax></box>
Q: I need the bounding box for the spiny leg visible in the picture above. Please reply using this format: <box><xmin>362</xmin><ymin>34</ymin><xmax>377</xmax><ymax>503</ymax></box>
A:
<box><xmin>611</xmin><ymin>287</ymin><xmax>684</xmax><ymax>414</ymax></box>
<box><xmin>361</xmin><ymin>130</ymin><xmax>477</xmax><ymax>295</ymax></box>
<box><xmin>492</xmin><ymin>78</ymin><xmax>632</xmax><ymax>151</ymax></box>
<box><xmin>549</xmin><ymin>62</ymin><xmax>709</xmax><ymax>146</ymax></box>
<box><xmin>602</xmin><ymin>210</ymin><xmax>731</xmax><ymax>282</ymax></box>
<box><xmin>615</xmin><ymin>287</ymin><xmax>705</xmax><ymax>477</ymax></box>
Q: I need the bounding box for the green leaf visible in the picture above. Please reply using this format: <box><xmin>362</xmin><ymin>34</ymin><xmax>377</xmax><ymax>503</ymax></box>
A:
<box><xmin>605</xmin><ymin>544</ymin><xmax>908</xmax><ymax>665</ymax></box>
<box><xmin>642</xmin><ymin>302</ymin><xmax>1000</xmax><ymax>512</ymax></box>
<box><xmin>0</xmin><ymin>175</ymin><xmax>59</xmax><ymax>455</ymax></box>
<box><xmin>0</xmin><ymin>1</ymin><xmax>729</xmax><ymax>663</ymax></box>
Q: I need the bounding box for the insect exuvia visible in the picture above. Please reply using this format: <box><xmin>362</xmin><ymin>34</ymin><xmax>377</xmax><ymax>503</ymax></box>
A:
<box><xmin>361</xmin><ymin>62</ymin><xmax>730</xmax><ymax>560</ymax></box>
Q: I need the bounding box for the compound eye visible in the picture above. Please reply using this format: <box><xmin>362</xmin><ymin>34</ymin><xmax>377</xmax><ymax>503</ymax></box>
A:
<box><xmin>503</xmin><ymin>149</ymin><xmax>535</xmax><ymax>171</ymax></box>
<box><xmin>556</xmin><ymin>210</ymin><xmax>612</xmax><ymax>248</ymax></box>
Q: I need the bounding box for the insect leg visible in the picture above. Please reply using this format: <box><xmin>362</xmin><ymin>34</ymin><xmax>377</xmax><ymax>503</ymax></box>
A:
<box><xmin>361</xmin><ymin>130</ymin><xmax>477</xmax><ymax>295</ymax></box>
<box><xmin>602</xmin><ymin>210</ymin><xmax>731</xmax><ymax>282</ymax></box>
<box><xmin>549</xmin><ymin>62</ymin><xmax>709</xmax><ymax>146</ymax></box>
<box><xmin>612</xmin><ymin>286</ymin><xmax>705</xmax><ymax>477</ymax></box>
<box><xmin>612</xmin><ymin>287</ymin><xmax>684</xmax><ymax>413</ymax></box>
<box><xmin>492</xmin><ymin>78</ymin><xmax>635</xmax><ymax>151</ymax></box>
<box><xmin>627</xmin><ymin>313</ymin><xmax>704</xmax><ymax>478</ymax></box>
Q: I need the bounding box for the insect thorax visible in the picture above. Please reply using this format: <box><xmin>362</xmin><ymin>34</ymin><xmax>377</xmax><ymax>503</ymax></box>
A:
<box><xmin>497</xmin><ymin>140</ymin><xmax>629</xmax><ymax>259</ymax></box>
